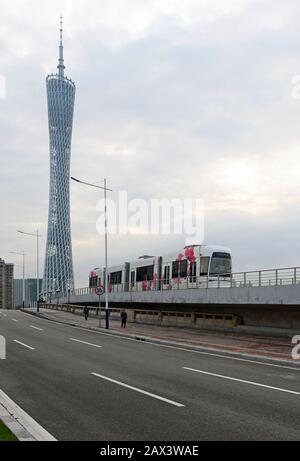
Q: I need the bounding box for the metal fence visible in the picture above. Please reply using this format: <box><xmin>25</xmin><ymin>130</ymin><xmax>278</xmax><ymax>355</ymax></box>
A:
<box><xmin>58</xmin><ymin>266</ymin><xmax>300</xmax><ymax>299</ymax></box>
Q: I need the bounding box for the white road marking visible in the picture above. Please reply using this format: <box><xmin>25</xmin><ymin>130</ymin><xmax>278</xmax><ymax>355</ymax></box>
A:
<box><xmin>70</xmin><ymin>338</ymin><xmax>102</xmax><ymax>348</ymax></box>
<box><xmin>12</xmin><ymin>319</ymin><xmax>19</xmax><ymax>323</ymax></box>
<box><xmin>3</xmin><ymin>314</ymin><xmax>7</xmax><ymax>317</ymax></box>
<box><xmin>13</xmin><ymin>340</ymin><xmax>35</xmax><ymax>350</ymax></box>
<box><xmin>19</xmin><ymin>310</ymin><xmax>300</xmax><ymax>372</ymax></box>
<box><xmin>30</xmin><ymin>325</ymin><xmax>44</xmax><ymax>331</ymax></box>
<box><xmin>92</xmin><ymin>372</ymin><xmax>185</xmax><ymax>407</ymax></box>
<box><xmin>183</xmin><ymin>367</ymin><xmax>300</xmax><ymax>395</ymax></box>
<box><xmin>0</xmin><ymin>389</ymin><xmax>56</xmax><ymax>441</ymax></box>
<box><xmin>149</xmin><ymin>343</ymin><xmax>300</xmax><ymax>372</ymax></box>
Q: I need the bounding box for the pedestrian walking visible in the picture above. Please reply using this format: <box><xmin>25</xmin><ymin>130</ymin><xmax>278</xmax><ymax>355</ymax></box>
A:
<box><xmin>121</xmin><ymin>310</ymin><xmax>128</xmax><ymax>328</ymax></box>
<box><xmin>83</xmin><ymin>305</ymin><xmax>89</xmax><ymax>321</ymax></box>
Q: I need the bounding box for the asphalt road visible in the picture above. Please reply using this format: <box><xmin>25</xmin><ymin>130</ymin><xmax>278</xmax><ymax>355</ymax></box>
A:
<box><xmin>0</xmin><ymin>309</ymin><xmax>300</xmax><ymax>441</ymax></box>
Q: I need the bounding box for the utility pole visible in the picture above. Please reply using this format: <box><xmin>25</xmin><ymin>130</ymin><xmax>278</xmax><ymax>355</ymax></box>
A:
<box><xmin>71</xmin><ymin>177</ymin><xmax>112</xmax><ymax>329</ymax></box>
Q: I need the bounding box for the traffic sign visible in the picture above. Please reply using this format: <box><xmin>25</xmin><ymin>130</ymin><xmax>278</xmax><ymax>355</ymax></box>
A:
<box><xmin>95</xmin><ymin>285</ymin><xmax>105</xmax><ymax>296</ymax></box>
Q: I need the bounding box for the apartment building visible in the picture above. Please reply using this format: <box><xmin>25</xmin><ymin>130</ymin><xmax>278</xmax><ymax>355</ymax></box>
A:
<box><xmin>0</xmin><ymin>258</ymin><xmax>14</xmax><ymax>310</ymax></box>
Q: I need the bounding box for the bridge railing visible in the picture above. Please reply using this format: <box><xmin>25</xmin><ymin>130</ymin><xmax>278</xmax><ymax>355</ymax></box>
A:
<box><xmin>229</xmin><ymin>267</ymin><xmax>300</xmax><ymax>288</ymax></box>
<box><xmin>57</xmin><ymin>266</ymin><xmax>300</xmax><ymax>299</ymax></box>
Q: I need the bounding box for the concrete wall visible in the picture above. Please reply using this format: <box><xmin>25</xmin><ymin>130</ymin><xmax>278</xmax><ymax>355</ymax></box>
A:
<box><xmin>55</xmin><ymin>284</ymin><xmax>300</xmax><ymax>330</ymax></box>
<box><xmin>40</xmin><ymin>304</ymin><xmax>241</xmax><ymax>330</ymax></box>
<box><xmin>63</xmin><ymin>283</ymin><xmax>300</xmax><ymax>306</ymax></box>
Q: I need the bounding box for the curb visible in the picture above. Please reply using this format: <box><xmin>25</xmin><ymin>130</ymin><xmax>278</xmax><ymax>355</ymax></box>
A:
<box><xmin>0</xmin><ymin>406</ymin><xmax>34</xmax><ymax>441</ymax></box>
<box><xmin>0</xmin><ymin>389</ymin><xmax>56</xmax><ymax>442</ymax></box>
<box><xmin>22</xmin><ymin>309</ymin><xmax>300</xmax><ymax>369</ymax></box>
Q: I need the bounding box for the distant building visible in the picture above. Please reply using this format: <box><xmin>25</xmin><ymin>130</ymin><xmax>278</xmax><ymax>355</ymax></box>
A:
<box><xmin>0</xmin><ymin>259</ymin><xmax>14</xmax><ymax>310</ymax></box>
<box><xmin>14</xmin><ymin>279</ymin><xmax>43</xmax><ymax>308</ymax></box>
<box><xmin>13</xmin><ymin>279</ymin><xmax>23</xmax><ymax>308</ymax></box>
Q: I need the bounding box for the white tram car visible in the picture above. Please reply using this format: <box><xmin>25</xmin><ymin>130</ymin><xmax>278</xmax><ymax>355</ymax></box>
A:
<box><xmin>89</xmin><ymin>244</ymin><xmax>232</xmax><ymax>293</ymax></box>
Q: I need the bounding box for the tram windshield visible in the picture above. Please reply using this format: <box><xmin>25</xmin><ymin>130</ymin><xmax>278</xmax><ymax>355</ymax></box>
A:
<box><xmin>209</xmin><ymin>252</ymin><xmax>232</xmax><ymax>276</ymax></box>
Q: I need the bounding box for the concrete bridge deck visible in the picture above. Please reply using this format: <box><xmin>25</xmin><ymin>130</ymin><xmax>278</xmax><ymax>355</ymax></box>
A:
<box><xmin>64</xmin><ymin>283</ymin><xmax>300</xmax><ymax>306</ymax></box>
<box><xmin>42</xmin><ymin>266</ymin><xmax>300</xmax><ymax>332</ymax></box>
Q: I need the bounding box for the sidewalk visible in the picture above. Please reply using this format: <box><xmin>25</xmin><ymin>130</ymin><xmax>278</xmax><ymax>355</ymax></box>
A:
<box><xmin>25</xmin><ymin>308</ymin><xmax>299</xmax><ymax>363</ymax></box>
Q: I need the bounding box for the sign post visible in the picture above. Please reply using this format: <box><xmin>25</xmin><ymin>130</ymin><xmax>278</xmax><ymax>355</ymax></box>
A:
<box><xmin>95</xmin><ymin>286</ymin><xmax>105</xmax><ymax>328</ymax></box>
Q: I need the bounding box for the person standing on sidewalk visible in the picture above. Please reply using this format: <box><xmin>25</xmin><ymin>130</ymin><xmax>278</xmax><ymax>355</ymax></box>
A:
<box><xmin>83</xmin><ymin>305</ymin><xmax>89</xmax><ymax>321</ymax></box>
<box><xmin>121</xmin><ymin>310</ymin><xmax>128</xmax><ymax>328</ymax></box>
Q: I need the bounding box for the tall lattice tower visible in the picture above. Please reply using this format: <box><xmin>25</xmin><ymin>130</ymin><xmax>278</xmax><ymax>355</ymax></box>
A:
<box><xmin>43</xmin><ymin>18</ymin><xmax>75</xmax><ymax>297</ymax></box>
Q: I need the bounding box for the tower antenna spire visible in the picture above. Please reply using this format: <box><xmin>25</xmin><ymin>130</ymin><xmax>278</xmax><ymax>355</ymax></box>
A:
<box><xmin>60</xmin><ymin>15</ymin><xmax>63</xmax><ymax>43</ymax></box>
<box><xmin>58</xmin><ymin>15</ymin><xmax>65</xmax><ymax>77</ymax></box>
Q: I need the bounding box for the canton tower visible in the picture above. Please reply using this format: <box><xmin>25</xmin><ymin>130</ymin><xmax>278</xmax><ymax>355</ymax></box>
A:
<box><xmin>43</xmin><ymin>18</ymin><xmax>75</xmax><ymax>297</ymax></box>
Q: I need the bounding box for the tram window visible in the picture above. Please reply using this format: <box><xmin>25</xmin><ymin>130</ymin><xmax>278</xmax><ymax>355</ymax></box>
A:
<box><xmin>172</xmin><ymin>261</ymin><xmax>178</xmax><ymax>278</ymax></box>
<box><xmin>164</xmin><ymin>266</ymin><xmax>170</xmax><ymax>284</ymax></box>
<box><xmin>131</xmin><ymin>271</ymin><xmax>135</xmax><ymax>287</ymax></box>
<box><xmin>180</xmin><ymin>260</ymin><xmax>187</xmax><ymax>277</ymax></box>
<box><xmin>89</xmin><ymin>276</ymin><xmax>98</xmax><ymax>288</ymax></box>
<box><xmin>189</xmin><ymin>262</ymin><xmax>197</xmax><ymax>282</ymax></box>
<box><xmin>200</xmin><ymin>257</ymin><xmax>210</xmax><ymax>276</ymax></box>
<box><xmin>136</xmin><ymin>265</ymin><xmax>154</xmax><ymax>282</ymax></box>
<box><xmin>210</xmin><ymin>253</ymin><xmax>232</xmax><ymax>276</ymax></box>
<box><xmin>172</xmin><ymin>260</ymin><xmax>188</xmax><ymax>278</ymax></box>
<box><xmin>110</xmin><ymin>271</ymin><xmax>122</xmax><ymax>285</ymax></box>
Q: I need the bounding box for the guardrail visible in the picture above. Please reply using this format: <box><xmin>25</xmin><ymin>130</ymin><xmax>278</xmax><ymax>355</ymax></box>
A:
<box><xmin>54</xmin><ymin>266</ymin><xmax>300</xmax><ymax>299</ymax></box>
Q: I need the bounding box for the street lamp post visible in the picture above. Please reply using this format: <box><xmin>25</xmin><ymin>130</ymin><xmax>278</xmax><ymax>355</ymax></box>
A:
<box><xmin>71</xmin><ymin>177</ymin><xmax>112</xmax><ymax>329</ymax></box>
<box><xmin>18</xmin><ymin>230</ymin><xmax>40</xmax><ymax>312</ymax></box>
<box><xmin>56</xmin><ymin>289</ymin><xmax>60</xmax><ymax>305</ymax></box>
<box><xmin>9</xmin><ymin>251</ymin><xmax>26</xmax><ymax>309</ymax></box>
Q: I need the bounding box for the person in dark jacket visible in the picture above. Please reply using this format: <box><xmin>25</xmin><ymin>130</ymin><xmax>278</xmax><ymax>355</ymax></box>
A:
<box><xmin>121</xmin><ymin>310</ymin><xmax>128</xmax><ymax>328</ymax></box>
<box><xmin>83</xmin><ymin>305</ymin><xmax>89</xmax><ymax>321</ymax></box>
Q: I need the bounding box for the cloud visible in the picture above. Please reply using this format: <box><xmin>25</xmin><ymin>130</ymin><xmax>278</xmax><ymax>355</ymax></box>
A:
<box><xmin>1</xmin><ymin>0</ymin><xmax>300</xmax><ymax>286</ymax></box>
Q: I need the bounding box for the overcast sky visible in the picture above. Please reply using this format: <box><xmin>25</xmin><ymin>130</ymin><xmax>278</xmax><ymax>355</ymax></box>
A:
<box><xmin>1</xmin><ymin>0</ymin><xmax>300</xmax><ymax>286</ymax></box>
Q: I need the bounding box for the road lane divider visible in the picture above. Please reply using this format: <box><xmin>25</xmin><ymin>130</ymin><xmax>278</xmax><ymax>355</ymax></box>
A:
<box><xmin>91</xmin><ymin>372</ymin><xmax>185</xmax><ymax>407</ymax></box>
<box><xmin>183</xmin><ymin>367</ymin><xmax>300</xmax><ymax>395</ymax></box>
<box><xmin>30</xmin><ymin>325</ymin><xmax>44</xmax><ymax>331</ymax></box>
<box><xmin>70</xmin><ymin>338</ymin><xmax>103</xmax><ymax>348</ymax></box>
<box><xmin>13</xmin><ymin>340</ymin><xmax>35</xmax><ymax>351</ymax></box>
<box><xmin>12</xmin><ymin>319</ymin><xmax>19</xmax><ymax>323</ymax></box>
